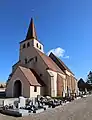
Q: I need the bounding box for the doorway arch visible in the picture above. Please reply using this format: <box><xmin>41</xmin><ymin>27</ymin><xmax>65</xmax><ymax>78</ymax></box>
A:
<box><xmin>13</xmin><ymin>80</ymin><xmax>22</xmax><ymax>97</ymax></box>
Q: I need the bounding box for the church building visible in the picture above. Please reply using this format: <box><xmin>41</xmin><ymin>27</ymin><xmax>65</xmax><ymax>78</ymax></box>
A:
<box><xmin>6</xmin><ymin>18</ymin><xmax>78</xmax><ymax>98</ymax></box>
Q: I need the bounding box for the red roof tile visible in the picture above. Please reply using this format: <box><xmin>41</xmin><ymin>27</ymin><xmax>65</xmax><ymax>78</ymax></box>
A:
<box><xmin>35</xmin><ymin>49</ymin><xmax>65</xmax><ymax>74</ymax></box>
<box><xmin>19</xmin><ymin>66</ymin><xmax>44</xmax><ymax>86</ymax></box>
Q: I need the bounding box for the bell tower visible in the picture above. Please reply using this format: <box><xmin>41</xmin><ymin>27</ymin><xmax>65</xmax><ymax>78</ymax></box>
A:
<box><xmin>20</xmin><ymin>18</ymin><xmax>44</xmax><ymax>53</ymax></box>
<box><xmin>19</xmin><ymin>18</ymin><xmax>44</xmax><ymax>65</ymax></box>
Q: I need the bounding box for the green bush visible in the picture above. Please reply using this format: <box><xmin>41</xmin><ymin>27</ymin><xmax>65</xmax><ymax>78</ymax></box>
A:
<box><xmin>52</xmin><ymin>96</ymin><xmax>63</xmax><ymax>100</ymax></box>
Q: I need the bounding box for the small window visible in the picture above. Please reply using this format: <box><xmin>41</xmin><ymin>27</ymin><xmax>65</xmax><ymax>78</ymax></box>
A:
<box><xmin>67</xmin><ymin>86</ymin><xmax>68</xmax><ymax>90</ymax></box>
<box><xmin>40</xmin><ymin>74</ymin><xmax>42</xmax><ymax>77</ymax></box>
<box><xmin>35</xmin><ymin>56</ymin><xmax>37</xmax><ymax>62</ymax></box>
<box><xmin>40</xmin><ymin>45</ymin><xmax>41</xmax><ymax>50</ymax></box>
<box><xmin>25</xmin><ymin>58</ymin><xmax>27</xmax><ymax>64</ymax></box>
<box><xmin>34</xmin><ymin>86</ymin><xmax>37</xmax><ymax>92</ymax></box>
<box><xmin>23</xmin><ymin>44</ymin><xmax>25</xmax><ymax>49</ymax></box>
<box><xmin>27</xmin><ymin>42</ymin><xmax>30</xmax><ymax>47</ymax></box>
<box><xmin>36</xmin><ymin>43</ymin><xmax>38</xmax><ymax>48</ymax></box>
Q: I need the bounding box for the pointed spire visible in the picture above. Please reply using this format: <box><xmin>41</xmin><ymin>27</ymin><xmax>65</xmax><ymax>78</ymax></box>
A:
<box><xmin>25</xmin><ymin>18</ymin><xmax>38</xmax><ymax>40</ymax></box>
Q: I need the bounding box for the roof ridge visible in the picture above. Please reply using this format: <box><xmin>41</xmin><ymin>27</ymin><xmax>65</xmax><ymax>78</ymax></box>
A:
<box><xmin>49</xmin><ymin>52</ymin><xmax>74</xmax><ymax>75</ymax></box>
<box><xmin>18</xmin><ymin>66</ymin><xmax>32</xmax><ymax>85</ymax></box>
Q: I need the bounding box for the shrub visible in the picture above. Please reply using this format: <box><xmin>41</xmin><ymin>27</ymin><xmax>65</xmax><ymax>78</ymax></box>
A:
<box><xmin>52</xmin><ymin>96</ymin><xmax>63</xmax><ymax>100</ymax></box>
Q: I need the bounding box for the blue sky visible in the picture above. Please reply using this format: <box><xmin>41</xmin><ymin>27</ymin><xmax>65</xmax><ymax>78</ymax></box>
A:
<box><xmin>0</xmin><ymin>0</ymin><xmax>92</xmax><ymax>82</ymax></box>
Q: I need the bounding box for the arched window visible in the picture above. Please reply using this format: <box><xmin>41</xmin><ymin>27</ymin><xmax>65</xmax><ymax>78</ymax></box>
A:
<box><xmin>27</xmin><ymin>42</ymin><xmax>30</xmax><ymax>47</ymax></box>
<box><xmin>35</xmin><ymin>56</ymin><xmax>37</xmax><ymax>62</ymax></box>
<box><xmin>40</xmin><ymin>45</ymin><xmax>41</xmax><ymax>50</ymax></box>
<box><xmin>25</xmin><ymin>58</ymin><xmax>27</xmax><ymax>64</ymax></box>
<box><xmin>36</xmin><ymin>43</ymin><xmax>38</xmax><ymax>48</ymax></box>
<box><xmin>23</xmin><ymin>44</ymin><xmax>25</xmax><ymax>49</ymax></box>
<box><xmin>34</xmin><ymin>86</ymin><xmax>37</xmax><ymax>92</ymax></box>
<box><xmin>40</xmin><ymin>74</ymin><xmax>42</xmax><ymax>77</ymax></box>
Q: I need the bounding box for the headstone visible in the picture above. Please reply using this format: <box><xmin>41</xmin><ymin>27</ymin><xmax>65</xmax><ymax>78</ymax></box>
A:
<box><xmin>37</xmin><ymin>95</ymin><xmax>41</xmax><ymax>101</ymax></box>
<box><xmin>14</xmin><ymin>100</ymin><xmax>19</xmax><ymax>108</ymax></box>
<box><xmin>29</xmin><ymin>100</ymin><xmax>32</xmax><ymax>106</ymax></box>
<box><xmin>18</xmin><ymin>96</ymin><xmax>26</xmax><ymax>108</ymax></box>
<box><xmin>85</xmin><ymin>88</ymin><xmax>87</xmax><ymax>94</ymax></box>
<box><xmin>35</xmin><ymin>102</ymin><xmax>39</xmax><ymax>108</ymax></box>
<box><xmin>0</xmin><ymin>100</ymin><xmax>4</xmax><ymax>107</ymax></box>
<box><xmin>46</xmin><ymin>96</ymin><xmax>51</xmax><ymax>99</ymax></box>
<box><xmin>32</xmin><ymin>98</ymin><xmax>36</xmax><ymax>106</ymax></box>
<box><xmin>62</xmin><ymin>91</ymin><xmax>66</xmax><ymax>97</ymax></box>
<box><xmin>68</xmin><ymin>89</ymin><xmax>71</xmax><ymax>97</ymax></box>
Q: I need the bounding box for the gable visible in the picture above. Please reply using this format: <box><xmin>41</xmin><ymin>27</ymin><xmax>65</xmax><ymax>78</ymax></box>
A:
<box><xmin>19</xmin><ymin>66</ymin><xmax>41</xmax><ymax>86</ymax></box>
<box><xmin>49</xmin><ymin>52</ymin><xmax>74</xmax><ymax>75</ymax></box>
<box><xmin>35</xmin><ymin>49</ymin><xmax>64</xmax><ymax>74</ymax></box>
<box><xmin>8</xmin><ymin>66</ymin><xmax>43</xmax><ymax>86</ymax></box>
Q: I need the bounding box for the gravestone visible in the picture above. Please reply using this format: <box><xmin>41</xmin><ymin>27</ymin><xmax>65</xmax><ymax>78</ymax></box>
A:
<box><xmin>18</xmin><ymin>96</ymin><xmax>26</xmax><ymax>108</ymax></box>
<box><xmin>67</xmin><ymin>89</ymin><xmax>71</xmax><ymax>97</ymax></box>
<box><xmin>76</xmin><ymin>88</ymin><xmax>79</xmax><ymax>96</ymax></box>
<box><xmin>4</xmin><ymin>98</ymin><xmax>18</xmax><ymax>107</ymax></box>
<box><xmin>62</xmin><ymin>90</ymin><xmax>66</xmax><ymax>97</ymax></box>
<box><xmin>37</xmin><ymin>95</ymin><xmax>41</xmax><ymax>101</ymax></box>
<box><xmin>85</xmin><ymin>88</ymin><xmax>87</xmax><ymax>94</ymax></box>
<box><xmin>32</xmin><ymin>97</ymin><xmax>36</xmax><ymax>106</ymax></box>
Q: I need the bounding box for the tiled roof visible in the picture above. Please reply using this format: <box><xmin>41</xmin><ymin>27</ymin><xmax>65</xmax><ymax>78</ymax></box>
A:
<box><xmin>19</xmin><ymin>66</ymin><xmax>44</xmax><ymax>86</ymax></box>
<box><xmin>35</xmin><ymin>49</ymin><xmax>65</xmax><ymax>74</ymax></box>
<box><xmin>49</xmin><ymin>52</ymin><xmax>74</xmax><ymax>75</ymax></box>
<box><xmin>30</xmin><ymin>69</ymin><xmax>45</xmax><ymax>86</ymax></box>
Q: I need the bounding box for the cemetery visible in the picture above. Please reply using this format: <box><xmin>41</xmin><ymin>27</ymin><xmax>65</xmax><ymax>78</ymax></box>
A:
<box><xmin>0</xmin><ymin>92</ymin><xmax>89</xmax><ymax>117</ymax></box>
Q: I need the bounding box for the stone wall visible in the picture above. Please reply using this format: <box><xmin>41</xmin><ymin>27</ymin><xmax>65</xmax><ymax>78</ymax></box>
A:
<box><xmin>57</xmin><ymin>74</ymin><xmax>64</xmax><ymax>96</ymax></box>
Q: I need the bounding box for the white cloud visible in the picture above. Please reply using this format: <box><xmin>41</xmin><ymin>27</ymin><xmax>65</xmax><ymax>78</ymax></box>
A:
<box><xmin>63</xmin><ymin>56</ymin><xmax>69</xmax><ymax>59</ymax></box>
<box><xmin>47</xmin><ymin>47</ymin><xmax>69</xmax><ymax>59</ymax></box>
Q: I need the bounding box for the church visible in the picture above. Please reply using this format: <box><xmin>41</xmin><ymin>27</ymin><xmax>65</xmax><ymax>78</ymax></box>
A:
<box><xmin>6</xmin><ymin>18</ymin><xmax>78</xmax><ymax>98</ymax></box>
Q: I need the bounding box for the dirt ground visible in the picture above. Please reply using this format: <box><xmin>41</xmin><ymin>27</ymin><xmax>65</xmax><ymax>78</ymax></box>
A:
<box><xmin>0</xmin><ymin>95</ymin><xmax>92</xmax><ymax>120</ymax></box>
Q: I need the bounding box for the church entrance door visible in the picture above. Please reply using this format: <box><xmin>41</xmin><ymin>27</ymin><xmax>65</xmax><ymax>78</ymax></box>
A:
<box><xmin>13</xmin><ymin>80</ymin><xmax>22</xmax><ymax>97</ymax></box>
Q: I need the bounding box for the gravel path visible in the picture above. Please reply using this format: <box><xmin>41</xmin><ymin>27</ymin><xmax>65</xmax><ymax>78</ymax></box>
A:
<box><xmin>0</xmin><ymin>95</ymin><xmax>92</xmax><ymax>120</ymax></box>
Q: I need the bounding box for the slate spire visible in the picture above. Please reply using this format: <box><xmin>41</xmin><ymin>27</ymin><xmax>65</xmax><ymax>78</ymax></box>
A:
<box><xmin>25</xmin><ymin>18</ymin><xmax>38</xmax><ymax>40</ymax></box>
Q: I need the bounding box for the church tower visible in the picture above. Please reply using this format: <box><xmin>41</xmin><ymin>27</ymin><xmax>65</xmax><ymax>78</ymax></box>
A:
<box><xmin>19</xmin><ymin>18</ymin><xmax>44</xmax><ymax>64</ymax></box>
<box><xmin>20</xmin><ymin>18</ymin><xmax>44</xmax><ymax>52</ymax></box>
